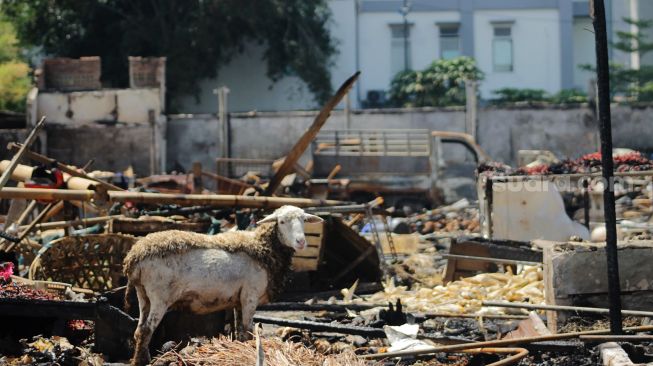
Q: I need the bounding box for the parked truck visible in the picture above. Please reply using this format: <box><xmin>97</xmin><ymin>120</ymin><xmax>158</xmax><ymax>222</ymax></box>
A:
<box><xmin>309</xmin><ymin>129</ymin><xmax>490</xmax><ymax>209</ymax></box>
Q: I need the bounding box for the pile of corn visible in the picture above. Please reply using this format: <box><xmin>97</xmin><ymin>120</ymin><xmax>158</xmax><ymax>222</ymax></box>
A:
<box><xmin>356</xmin><ymin>266</ymin><xmax>543</xmax><ymax>315</ymax></box>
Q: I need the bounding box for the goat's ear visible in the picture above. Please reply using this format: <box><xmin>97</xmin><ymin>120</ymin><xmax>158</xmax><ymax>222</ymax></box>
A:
<box><xmin>256</xmin><ymin>214</ymin><xmax>277</xmax><ymax>225</ymax></box>
<box><xmin>303</xmin><ymin>213</ymin><xmax>324</xmax><ymax>223</ymax></box>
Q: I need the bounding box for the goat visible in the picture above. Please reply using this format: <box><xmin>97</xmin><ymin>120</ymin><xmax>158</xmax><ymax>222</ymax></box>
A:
<box><xmin>122</xmin><ymin>205</ymin><xmax>323</xmax><ymax>365</ymax></box>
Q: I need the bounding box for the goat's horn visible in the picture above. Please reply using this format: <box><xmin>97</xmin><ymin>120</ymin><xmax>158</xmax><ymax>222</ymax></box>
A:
<box><xmin>256</xmin><ymin>214</ymin><xmax>277</xmax><ymax>225</ymax></box>
<box><xmin>303</xmin><ymin>213</ymin><xmax>324</xmax><ymax>223</ymax></box>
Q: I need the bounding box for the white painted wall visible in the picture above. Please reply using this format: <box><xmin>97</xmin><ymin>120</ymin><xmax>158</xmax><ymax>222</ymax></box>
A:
<box><xmin>358</xmin><ymin>11</ymin><xmax>460</xmax><ymax>98</ymax></box>
<box><xmin>176</xmin><ymin>0</ymin><xmax>357</xmax><ymax>113</ymax></box>
<box><xmin>474</xmin><ymin>9</ymin><xmax>561</xmax><ymax>99</ymax></box>
<box><xmin>37</xmin><ymin>88</ymin><xmax>161</xmax><ymax>124</ymax></box>
<box><xmin>573</xmin><ymin>17</ymin><xmax>596</xmax><ymax>90</ymax></box>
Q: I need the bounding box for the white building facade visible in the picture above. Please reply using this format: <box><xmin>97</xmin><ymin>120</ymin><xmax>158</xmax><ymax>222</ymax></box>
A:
<box><xmin>177</xmin><ymin>0</ymin><xmax>649</xmax><ymax>113</ymax></box>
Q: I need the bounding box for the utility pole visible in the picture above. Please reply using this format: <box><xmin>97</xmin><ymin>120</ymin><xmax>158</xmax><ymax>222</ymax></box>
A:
<box><xmin>400</xmin><ymin>0</ymin><xmax>410</xmax><ymax>71</ymax></box>
<box><xmin>590</xmin><ymin>0</ymin><xmax>623</xmax><ymax>335</ymax></box>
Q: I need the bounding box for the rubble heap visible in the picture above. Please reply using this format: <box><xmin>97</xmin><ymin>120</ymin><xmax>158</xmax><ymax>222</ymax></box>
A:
<box><xmin>0</xmin><ymin>281</ymin><xmax>63</xmax><ymax>301</ymax></box>
<box><xmin>478</xmin><ymin>150</ymin><xmax>653</xmax><ymax>176</ymax></box>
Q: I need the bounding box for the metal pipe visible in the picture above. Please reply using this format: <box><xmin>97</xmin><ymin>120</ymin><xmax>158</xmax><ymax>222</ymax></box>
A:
<box><xmin>423</xmin><ymin>313</ymin><xmax>529</xmax><ymax>320</ymax></box>
<box><xmin>591</xmin><ymin>0</ymin><xmax>622</xmax><ymax>334</ymax></box>
<box><xmin>482</xmin><ymin>301</ymin><xmax>653</xmax><ymax>317</ymax></box>
<box><xmin>362</xmin><ymin>325</ymin><xmax>653</xmax><ymax>360</ymax></box>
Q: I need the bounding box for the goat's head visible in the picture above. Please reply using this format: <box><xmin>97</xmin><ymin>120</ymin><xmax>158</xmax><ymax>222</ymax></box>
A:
<box><xmin>257</xmin><ymin>205</ymin><xmax>323</xmax><ymax>251</ymax></box>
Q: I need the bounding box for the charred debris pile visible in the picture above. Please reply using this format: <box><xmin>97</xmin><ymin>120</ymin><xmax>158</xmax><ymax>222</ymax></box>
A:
<box><xmin>1</xmin><ymin>124</ymin><xmax>653</xmax><ymax>365</ymax></box>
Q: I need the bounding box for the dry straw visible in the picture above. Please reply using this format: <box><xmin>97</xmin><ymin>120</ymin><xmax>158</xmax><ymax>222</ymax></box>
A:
<box><xmin>153</xmin><ymin>336</ymin><xmax>372</xmax><ymax>366</ymax></box>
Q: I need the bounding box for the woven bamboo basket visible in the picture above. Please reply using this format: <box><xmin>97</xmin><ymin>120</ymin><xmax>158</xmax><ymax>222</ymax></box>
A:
<box><xmin>29</xmin><ymin>234</ymin><xmax>137</xmax><ymax>292</ymax></box>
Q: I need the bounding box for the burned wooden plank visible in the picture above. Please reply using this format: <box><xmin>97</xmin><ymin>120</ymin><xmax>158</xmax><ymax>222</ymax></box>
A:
<box><xmin>252</xmin><ymin>315</ymin><xmax>386</xmax><ymax>338</ymax></box>
<box><xmin>0</xmin><ymin>298</ymin><xmax>95</xmax><ymax>320</ymax></box>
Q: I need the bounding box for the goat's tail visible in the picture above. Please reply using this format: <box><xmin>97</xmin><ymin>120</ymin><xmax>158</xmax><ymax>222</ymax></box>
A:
<box><xmin>124</xmin><ymin>279</ymin><xmax>134</xmax><ymax>313</ymax></box>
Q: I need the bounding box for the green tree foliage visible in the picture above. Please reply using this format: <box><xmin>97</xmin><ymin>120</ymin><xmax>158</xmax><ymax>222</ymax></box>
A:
<box><xmin>389</xmin><ymin>57</ymin><xmax>483</xmax><ymax>107</ymax></box>
<box><xmin>0</xmin><ymin>13</ymin><xmax>31</xmax><ymax>112</ymax></box>
<box><xmin>580</xmin><ymin>17</ymin><xmax>653</xmax><ymax>101</ymax></box>
<box><xmin>1</xmin><ymin>0</ymin><xmax>336</xmax><ymax>110</ymax></box>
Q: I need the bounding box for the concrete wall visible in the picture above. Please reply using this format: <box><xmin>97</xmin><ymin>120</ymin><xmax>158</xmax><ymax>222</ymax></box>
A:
<box><xmin>37</xmin><ymin>88</ymin><xmax>162</xmax><ymax>124</ymax></box>
<box><xmin>46</xmin><ymin>123</ymin><xmax>156</xmax><ymax>176</ymax></box>
<box><xmin>166</xmin><ymin>115</ymin><xmax>221</xmax><ymax>173</ymax></box>
<box><xmin>166</xmin><ymin>104</ymin><xmax>653</xmax><ymax>174</ymax></box>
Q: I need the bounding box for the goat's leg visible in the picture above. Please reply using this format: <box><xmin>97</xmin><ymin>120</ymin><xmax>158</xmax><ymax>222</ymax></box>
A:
<box><xmin>239</xmin><ymin>289</ymin><xmax>259</xmax><ymax>340</ymax></box>
<box><xmin>134</xmin><ymin>297</ymin><xmax>168</xmax><ymax>366</ymax></box>
<box><xmin>131</xmin><ymin>285</ymin><xmax>151</xmax><ymax>366</ymax></box>
<box><xmin>234</xmin><ymin>305</ymin><xmax>244</xmax><ymax>340</ymax></box>
<box><xmin>224</xmin><ymin>307</ymin><xmax>235</xmax><ymax>338</ymax></box>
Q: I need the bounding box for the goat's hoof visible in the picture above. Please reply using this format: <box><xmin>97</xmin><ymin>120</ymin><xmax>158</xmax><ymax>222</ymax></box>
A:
<box><xmin>131</xmin><ymin>354</ymin><xmax>151</xmax><ymax>366</ymax></box>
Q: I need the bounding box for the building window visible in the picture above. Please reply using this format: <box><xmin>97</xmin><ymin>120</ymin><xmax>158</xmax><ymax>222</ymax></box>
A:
<box><xmin>438</xmin><ymin>24</ymin><xmax>461</xmax><ymax>60</ymax></box>
<box><xmin>492</xmin><ymin>24</ymin><xmax>513</xmax><ymax>72</ymax></box>
<box><xmin>390</xmin><ymin>24</ymin><xmax>411</xmax><ymax>76</ymax></box>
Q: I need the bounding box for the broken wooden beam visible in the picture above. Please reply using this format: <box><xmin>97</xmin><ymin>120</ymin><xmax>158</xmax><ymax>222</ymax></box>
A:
<box><xmin>579</xmin><ymin>335</ymin><xmax>653</xmax><ymax>342</ymax></box>
<box><xmin>252</xmin><ymin>315</ymin><xmax>386</xmax><ymax>338</ymax></box>
<box><xmin>0</xmin><ymin>117</ymin><xmax>45</xmax><ymax>191</ymax></box>
<box><xmin>256</xmin><ymin>302</ymin><xmax>378</xmax><ymax>312</ymax></box>
<box><xmin>264</xmin><ymin>72</ymin><xmax>360</xmax><ymax>195</ymax></box>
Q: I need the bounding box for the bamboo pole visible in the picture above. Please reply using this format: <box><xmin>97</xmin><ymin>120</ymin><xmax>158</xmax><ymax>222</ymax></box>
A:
<box><xmin>483</xmin><ymin>301</ymin><xmax>653</xmax><ymax>318</ymax></box>
<box><xmin>18</xmin><ymin>215</ymin><xmax>123</xmax><ymax>231</ymax></box>
<box><xmin>108</xmin><ymin>191</ymin><xmax>343</xmax><ymax>208</ymax></box>
<box><xmin>0</xmin><ymin>188</ymin><xmax>345</xmax><ymax>208</ymax></box>
<box><xmin>7</xmin><ymin>142</ymin><xmax>124</xmax><ymax>191</ymax></box>
<box><xmin>5</xmin><ymin>202</ymin><xmax>55</xmax><ymax>252</ymax></box>
<box><xmin>0</xmin><ymin>117</ymin><xmax>45</xmax><ymax>191</ymax></box>
<box><xmin>0</xmin><ymin>188</ymin><xmax>95</xmax><ymax>201</ymax></box>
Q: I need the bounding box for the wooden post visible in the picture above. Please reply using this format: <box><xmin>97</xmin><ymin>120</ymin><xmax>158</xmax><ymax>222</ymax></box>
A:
<box><xmin>192</xmin><ymin>162</ymin><xmax>203</xmax><ymax>193</ymax></box>
<box><xmin>264</xmin><ymin>72</ymin><xmax>360</xmax><ymax>195</ymax></box>
<box><xmin>465</xmin><ymin>80</ymin><xmax>478</xmax><ymax>141</ymax></box>
<box><xmin>215</xmin><ymin>87</ymin><xmax>230</xmax><ymax>160</ymax></box>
